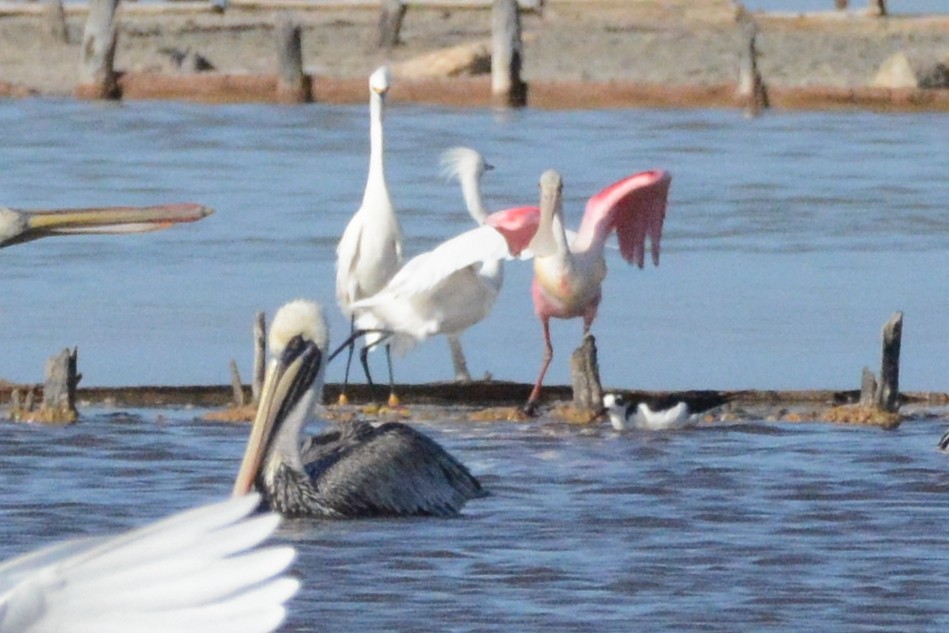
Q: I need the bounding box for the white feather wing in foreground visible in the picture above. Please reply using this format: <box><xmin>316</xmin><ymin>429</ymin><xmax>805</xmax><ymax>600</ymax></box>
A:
<box><xmin>0</xmin><ymin>493</ymin><xmax>298</xmax><ymax>633</ymax></box>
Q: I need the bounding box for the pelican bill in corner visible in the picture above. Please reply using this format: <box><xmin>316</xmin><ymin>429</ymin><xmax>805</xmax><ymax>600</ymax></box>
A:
<box><xmin>0</xmin><ymin>203</ymin><xmax>213</xmax><ymax>249</ymax></box>
<box><xmin>233</xmin><ymin>299</ymin><xmax>485</xmax><ymax>519</ymax></box>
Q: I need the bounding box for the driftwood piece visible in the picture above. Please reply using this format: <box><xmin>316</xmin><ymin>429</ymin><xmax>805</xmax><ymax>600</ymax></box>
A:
<box><xmin>570</xmin><ymin>334</ymin><xmax>602</xmax><ymax>412</ymax></box>
<box><xmin>45</xmin><ymin>0</ymin><xmax>68</xmax><ymax>43</ymax></box>
<box><xmin>737</xmin><ymin>18</ymin><xmax>768</xmax><ymax>117</ymax></box>
<box><xmin>376</xmin><ymin>0</ymin><xmax>407</xmax><ymax>50</ymax></box>
<box><xmin>75</xmin><ymin>0</ymin><xmax>120</xmax><ymax>100</ymax></box>
<box><xmin>875</xmin><ymin>311</ymin><xmax>902</xmax><ymax>412</ymax></box>
<box><xmin>253</xmin><ymin>311</ymin><xmax>267</xmax><ymax>404</ymax></box>
<box><xmin>491</xmin><ymin>0</ymin><xmax>527</xmax><ymax>107</ymax></box>
<box><xmin>229</xmin><ymin>359</ymin><xmax>245</xmax><ymax>407</ymax></box>
<box><xmin>275</xmin><ymin>15</ymin><xmax>311</xmax><ymax>103</ymax></box>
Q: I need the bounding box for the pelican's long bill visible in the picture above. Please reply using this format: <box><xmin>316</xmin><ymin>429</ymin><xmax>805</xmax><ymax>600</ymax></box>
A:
<box><xmin>233</xmin><ymin>337</ymin><xmax>324</xmax><ymax>496</ymax></box>
<box><xmin>0</xmin><ymin>202</ymin><xmax>213</xmax><ymax>248</ymax></box>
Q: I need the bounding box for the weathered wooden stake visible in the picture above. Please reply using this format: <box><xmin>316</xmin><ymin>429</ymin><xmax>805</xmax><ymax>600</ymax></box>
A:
<box><xmin>737</xmin><ymin>18</ymin><xmax>768</xmax><ymax>118</ymax></box>
<box><xmin>229</xmin><ymin>359</ymin><xmax>245</xmax><ymax>407</ymax></box>
<box><xmin>859</xmin><ymin>366</ymin><xmax>877</xmax><ymax>407</ymax></box>
<box><xmin>875</xmin><ymin>311</ymin><xmax>902</xmax><ymax>412</ymax></box>
<box><xmin>41</xmin><ymin>347</ymin><xmax>80</xmax><ymax>423</ymax></box>
<box><xmin>75</xmin><ymin>0</ymin><xmax>120</xmax><ymax>100</ymax></box>
<box><xmin>570</xmin><ymin>334</ymin><xmax>603</xmax><ymax>412</ymax></box>
<box><xmin>275</xmin><ymin>15</ymin><xmax>311</xmax><ymax>103</ymax></box>
<box><xmin>868</xmin><ymin>0</ymin><xmax>887</xmax><ymax>16</ymax></box>
<box><xmin>46</xmin><ymin>0</ymin><xmax>68</xmax><ymax>43</ymax></box>
<box><xmin>491</xmin><ymin>0</ymin><xmax>527</xmax><ymax>108</ymax></box>
<box><xmin>834</xmin><ymin>0</ymin><xmax>848</xmax><ymax>10</ymax></box>
<box><xmin>376</xmin><ymin>0</ymin><xmax>407</xmax><ymax>50</ymax></box>
<box><xmin>253</xmin><ymin>311</ymin><xmax>267</xmax><ymax>404</ymax></box>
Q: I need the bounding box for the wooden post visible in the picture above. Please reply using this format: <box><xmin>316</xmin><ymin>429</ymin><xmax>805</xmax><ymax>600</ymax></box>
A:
<box><xmin>859</xmin><ymin>366</ymin><xmax>877</xmax><ymax>407</ymax></box>
<box><xmin>376</xmin><ymin>0</ymin><xmax>406</xmax><ymax>50</ymax></box>
<box><xmin>275</xmin><ymin>15</ymin><xmax>311</xmax><ymax>103</ymax></box>
<box><xmin>46</xmin><ymin>0</ymin><xmax>68</xmax><ymax>43</ymax></box>
<box><xmin>737</xmin><ymin>18</ymin><xmax>768</xmax><ymax>117</ymax></box>
<box><xmin>875</xmin><ymin>311</ymin><xmax>902</xmax><ymax>412</ymax></box>
<box><xmin>41</xmin><ymin>347</ymin><xmax>80</xmax><ymax>423</ymax></box>
<box><xmin>252</xmin><ymin>311</ymin><xmax>266</xmax><ymax>404</ymax></box>
<box><xmin>867</xmin><ymin>0</ymin><xmax>886</xmax><ymax>16</ymax></box>
<box><xmin>75</xmin><ymin>0</ymin><xmax>120</xmax><ymax>100</ymax></box>
<box><xmin>229</xmin><ymin>359</ymin><xmax>245</xmax><ymax>406</ymax></box>
<box><xmin>570</xmin><ymin>334</ymin><xmax>603</xmax><ymax>412</ymax></box>
<box><xmin>834</xmin><ymin>0</ymin><xmax>848</xmax><ymax>9</ymax></box>
<box><xmin>491</xmin><ymin>0</ymin><xmax>527</xmax><ymax>108</ymax></box>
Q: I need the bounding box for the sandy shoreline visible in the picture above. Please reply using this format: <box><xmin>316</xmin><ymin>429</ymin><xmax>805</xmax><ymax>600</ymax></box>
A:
<box><xmin>0</xmin><ymin>0</ymin><xmax>947</xmax><ymax>109</ymax></box>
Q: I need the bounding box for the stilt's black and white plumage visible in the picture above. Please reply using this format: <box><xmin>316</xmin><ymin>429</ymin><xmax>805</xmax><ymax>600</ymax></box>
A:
<box><xmin>602</xmin><ymin>393</ymin><xmax>695</xmax><ymax>431</ymax></box>
<box><xmin>233</xmin><ymin>299</ymin><xmax>485</xmax><ymax>518</ymax></box>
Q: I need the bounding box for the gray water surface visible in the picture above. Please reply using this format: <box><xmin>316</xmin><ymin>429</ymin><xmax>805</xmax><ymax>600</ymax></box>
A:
<box><xmin>2</xmin><ymin>100</ymin><xmax>947</xmax><ymax>394</ymax></box>
<box><xmin>2</xmin><ymin>409</ymin><xmax>949</xmax><ymax>631</ymax></box>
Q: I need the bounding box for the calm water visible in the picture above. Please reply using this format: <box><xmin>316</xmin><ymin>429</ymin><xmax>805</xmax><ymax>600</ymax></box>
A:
<box><xmin>1</xmin><ymin>100</ymin><xmax>948</xmax><ymax>394</ymax></box>
<box><xmin>2</xmin><ymin>409</ymin><xmax>949</xmax><ymax>631</ymax></box>
<box><xmin>1</xmin><ymin>98</ymin><xmax>948</xmax><ymax>629</ymax></box>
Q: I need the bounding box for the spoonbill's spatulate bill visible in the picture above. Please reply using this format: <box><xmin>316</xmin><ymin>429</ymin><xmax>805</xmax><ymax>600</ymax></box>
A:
<box><xmin>0</xmin><ymin>202</ymin><xmax>213</xmax><ymax>249</ymax></box>
<box><xmin>233</xmin><ymin>299</ymin><xmax>485</xmax><ymax>518</ymax></box>
<box><xmin>0</xmin><ymin>493</ymin><xmax>298</xmax><ymax>633</ymax></box>
<box><xmin>335</xmin><ymin>66</ymin><xmax>403</xmax><ymax>406</ymax></box>
<box><xmin>525</xmin><ymin>168</ymin><xmax>671</xmax><ymax>413</ymax></box>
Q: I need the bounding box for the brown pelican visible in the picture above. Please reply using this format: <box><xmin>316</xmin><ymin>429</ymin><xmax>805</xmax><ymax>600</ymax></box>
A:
<box><xmin>0</xmin><ymin>202</ymin><xmax>213</xmax><ymax>249</ymax></box>
<box><xmin>232</xmin><ymin>299</ymin><xmax>485</xmax><ymax>518</ymax></box>
<box><xmin>0</xmin><ymin>493</ymin><xmax>298</xmax><ymax>633</ymax></box>
<box><xmin>336</xmin><ymin>66</ymin><xmax>403</xmax><ymax>405</ymax></box>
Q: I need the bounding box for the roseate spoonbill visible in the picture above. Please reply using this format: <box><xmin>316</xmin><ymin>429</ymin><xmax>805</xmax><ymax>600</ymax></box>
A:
<box><xmin>335</xmin><ymin>66</ymin><xmax>403</xmax><ymax>406</ymax></box>
<box><xmin>0</xmin><ymin>493</ymin><xmax>298</xmax><ymax>633</ymax></box>
<box><xmin>602</xmin><ymin>393</ymin><xmax>696</xmax><ymax>431</ymax></box>
<box><xmin>0</xmin><ymin>203</ymin><xmax>212</xmax><ymax>249</ymax></box>
<box><xmin>524</xmin><ymin>168</ymin><xmax>671</xmax><ymax>413</ymax></box>
<box><xmin>350</xmin><ymin>147</ymin><xmax>530</xmax><ymax>384</ymax></box>
<box><xmin>233</xmin><ymin>299</ymin><xmax>485</xmax><ymax>518</ymax></box>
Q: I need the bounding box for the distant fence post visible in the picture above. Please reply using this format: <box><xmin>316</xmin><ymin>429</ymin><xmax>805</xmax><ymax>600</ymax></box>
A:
<box><xmin>275</xmin><ymin>14</ymin><xmax>311</xmax><ymax>103</ymax></box>
<box><xmin>491</xmin><ymin>0</ymin><xmax>527</xmax><ymax>108</ymax></box>
<box><xmin>737</xmin><ymin>18</ymin><xmax>768</xmax><ymax>117</ymax></box>
<box><xmin>75</xmin><ymin>0</ymin><xmax>120</xmax><ymax>99</ymax></box>
<box><xmin>834</xmin><ymin>0</ymin><xmax>848</xmax><ymax>9</ymax></box>
<box><xmin>868</xmin><ymin>0</ymin><xmax>887</xmax><ymax>16</ymax></box>
<box><xmin>377</xmin><ymin>0</ymin><xmax>406</xmax><ymax>50</ymax></box>
<box><xmin>46</xmin><ymin>0</ymin><xmax>68</xmax><ymax>43</ymax></box>
<box><xmin>252</xmin><ymin>311</ymin><xmax>266</xmax><ymax>404</ymax></box>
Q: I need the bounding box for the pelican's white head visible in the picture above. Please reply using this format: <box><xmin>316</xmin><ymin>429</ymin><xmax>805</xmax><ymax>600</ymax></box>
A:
<box><xmin>269</xmin><ymin>299</ymin><xmax>329</xmax><ymax>359</ymax></box>
<box><xmin>369</xmin><ymin>66</ymin><xmax>391</xmax><ymax>96</ymax></box>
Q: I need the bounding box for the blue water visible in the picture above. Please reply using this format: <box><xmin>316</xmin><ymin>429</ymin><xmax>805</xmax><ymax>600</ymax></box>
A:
<box><xmin>2</xmin><ymin>409</ymin><xmax>949</xmax><ymax>632</ymax></box>
<box><xmin>2</xmin><ymin>100</ymin><xmax>947</xmax><ymax>394</ymax></box>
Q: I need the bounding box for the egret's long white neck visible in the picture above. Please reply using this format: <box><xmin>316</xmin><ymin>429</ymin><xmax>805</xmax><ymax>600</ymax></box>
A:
<box><xmin>363</xmin><ymin>90</ymin><xmax>387</xmax><ymax>207</ymax></box>
<box><xmin>459</xmin><ymin>168</ymin><xmax>489</xmax><ymax>225</ymax></box>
